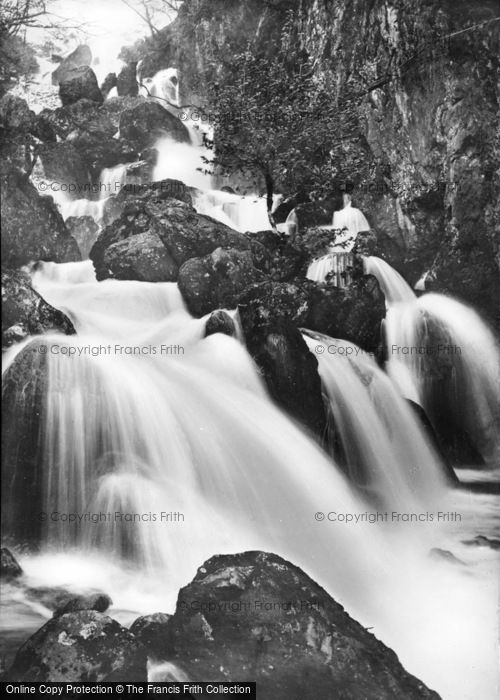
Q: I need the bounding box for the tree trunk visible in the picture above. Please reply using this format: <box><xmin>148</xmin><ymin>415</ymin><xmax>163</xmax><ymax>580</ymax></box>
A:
<box><xmin>265</xmin><ymin>170</ymin><xmax>277</xmax><ymax>231</ymax></box>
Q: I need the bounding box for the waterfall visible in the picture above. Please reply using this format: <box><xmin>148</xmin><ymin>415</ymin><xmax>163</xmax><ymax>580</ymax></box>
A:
<box><xmin>364</xmin><ymin>256</ymin><xmax>500</xmax><ymax>463</ymax></box>
<box><xmin>302</xmin><ymin>332</ymin><xmax>450</xmax><ymax>506</ymax></box>
<box><xmin>193</xmin><ymin>189</ymin><xmax>272</xmax><ymax>232</ymax></box>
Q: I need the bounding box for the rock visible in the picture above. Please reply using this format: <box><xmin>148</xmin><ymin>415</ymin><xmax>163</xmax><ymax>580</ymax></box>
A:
<box><xmin>305</xmin><ymin>277</ymin><xmax>386</xmax><ymax>354</ymax></box>
<box><xmin>117</xmin><ymin>62</ymin><xmax>138</xmax><ymax>96</ymax></box>
<box><xmin>129</xmin><ymin>613</ymin><xmax>171</xmax><ymax>658</ymax></box>
<box><xmin>0</xmin><ymin>548</ymin><xmax>23</xmax><ymax>579</ymax></box>
<box><xmin>119</xmin><ymin>101</ymin><xmax>189</xmax><ymax>149</ymax></box>
<box><xmin>103</xmin><ymin>232</ymin><xmax>178</xmax><ymax>282</ymax></box>
<box><xmin>65</xmin><ymin>216</ymin><xmax>99</xmax><ymax>258</ymax></box>
<box><xmin>205</xmin><ymin>310</ymin><xmax>237</xmax><ymax>338</ymax></box>
<box><xmin>238</xmin><ymin>282</ymin><xmax>326</xmax><ymax>438</ymax></box>
<box><xmin>41</xmin><ymin>99</ymin><xmax>115</xmax><ymax>141</ymax></box>
<box><xmin>2</xmin><ymin>341</ymin><xmax>48</xmax><ymax>544</ymax></box>
<box><xmin>39</xmin><ymin>141</ymin><xmax>91</xmax><ymax>189</ymax></box>
<box><xmin>52</xmin><ymin>45</ymin><xmax>92</xmax><ymax>86</ymax></box>
<box><xmin>429</xmin><ymin>549</ymin><xmax>465</xmax><ymax>565</ymax></box>
<box><xmin>463</xmin><ymin>535</ymin><xmax>500</xmax><ymax>550</ymax></box>
<box><xmin>101</xmin><ymin>178</ymin><xmax>192</xmax><ymax>227</ymax></box>
<box><xmin>7</xmin><ymin>611</ymin><xmax>146</xmax><ymax>682</ymax></box>
<box><xmin>53</xmin><ymin>593</ymin><xmax>113</xmax><ymax>618</ymax></box>
<box><xmin>2</xmin><ymin>268</ymin><xmax>76</xmax><ymax>349</ymax></box>
<box><xmin>1</xmin><ymin>170</ymin><xmax>81</xmax><ymax>267</ymax></box>
<box><xmin>59</xmin><ymin>66</ymin><xmax>103</xmax><ymax>106</ymax></box>
<box><xmin>92</xmin><ymin>197</ymin><xmax>250</xmax><ymax>281</ymax></box>
<box><xmin>178</xmin><ymin>247</ymin><xmax>262</xmax><ymax>317</ymax></box>
<box><xmin>163</xmin><ymin>551</ymin><xmax>440</xmax><ymax>699</ymax></box>
<box><xmin>100</xmin><ymin>73</ymin><xmax>118</xmax><ymax>98</ymax></box>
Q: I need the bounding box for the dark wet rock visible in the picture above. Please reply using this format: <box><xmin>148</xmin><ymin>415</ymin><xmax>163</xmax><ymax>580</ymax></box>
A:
<box><xmin>179</xmin><ymin>248</ymin><xmax>262</xmax><ymax>317</ymax></box>
<box><xmin>54</xmin><ymin>594</ymin><xmax>113</xmax><ymax>618</ymax></box>
<box><xmin>41</xmin><ymin>99</ymin><xmax>116</xmax><ymax>141</ymax></box>
<box><xmin>65</xmin><ymin>216</ymin><xmax>99</xmax><ymax>258</ymax></box>
<box><xmin>2</xmin><ymin>341</ymin><xmax>49</xmax><ymax>544</ymax></box>
<box><xmin>100</xmin><ymin>73</ymin><xmax>118</xmax><ymax>98</ymax></box>
<box><xmin>119</xmin><ymin>101</ymin><xmax>189</xmax><ymax>149</ymax></box>
<box><xmin>129</xmin><ymin>613</ymin><xmax>171</xmax><ymax>658</ymax></box>
<box><xmin>1</xmin><ymin>170</ymin><xmax>81</xmax><ymax>267</ymax></box>
<box><xmin>117</xmin><ymin>62</ymin><xmax>138</xmax><ymax>97</ymax></box>
<box><xmin>0</xmin><ymin>548</ymin><xmax>23</xmax><ymax>579</ymax></box>
<box><xmin>252</xmin><ymin>229</ymin><xmax>281</xmax><ymax>252</ymax></box>
<box><xmin>103</xmin><ymin>231</ymin><xmax>178</xmax><ymax>282</ymax></box>
<box><xmin>59</xmin><ymin>66</ymin><xmax>103</xmax><ymax>107</ymax></box>
<box><xmin>305</xmin><ymin>277</ymin><xmax>385</xmax><ymax>353</ymax></box>
<box><xmin>0</xmin><ymin>94</ymin><xmax>34</xmax><ymax>134</ymax></box>
<box><xmin>162</xmin><ymin>551</ymin><xmax>440</xmax><ymax>700</ymax></box>
<box><xmin>238</xmin><ymin>282</ymin><xmax>326</xmax><ymax>438</ymax></box>
<box><xmin>52</xmin><ymin>45</ymin><xmax>92</xmax><ymax>86</ymax></box>
<box><xmin>249</xmin><ymin>239</ymin><xmax>273</xmax><ymax>273</ymax></box>
<box><xmin>7</xmin><ymin>611</ymin><xmax>146</xmax><ymax>682</ymax></box>
<box><xmin>205</xmin><ymin>310</ymin><xmax>237</xmax><ymax>338</ymax></box>
<box><xmin>92</xmin><ymin>198</ymin><xmax>250</xmax><ymax>282</ymax></box>
<box><xmin>2</xmin><ymin>268</ymin><xmax>76</xmax><ymax>349</ymax></box>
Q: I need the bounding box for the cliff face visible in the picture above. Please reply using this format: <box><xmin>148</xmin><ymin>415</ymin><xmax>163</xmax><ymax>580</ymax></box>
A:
<box><xmin>139</xmin><ymin>0</ymin><xmax>500</xmax><ymax>328</ymax></box>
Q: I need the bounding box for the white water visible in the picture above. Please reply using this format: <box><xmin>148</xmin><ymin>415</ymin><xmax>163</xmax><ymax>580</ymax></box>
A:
<box><xmin>302</xmin><ymin>332</ymin><xmax>448</xmax><ymax>507</ymax></box>
<box><xmin>364</xmin><ymin>256</ymin><xmax>500</xmax><ymax>463</ymax></box>
<box><xmin>1</xmin><ymin>262</ymin><xmax>498</xmax><ymax>698</ymax></box>
<box><xmin>193</xmin><ymin>189</ymin><xmax>271</xmax><ymax>232</ymax></box>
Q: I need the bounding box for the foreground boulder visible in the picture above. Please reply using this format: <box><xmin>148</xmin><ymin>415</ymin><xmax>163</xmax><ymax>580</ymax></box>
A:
<box><xmin>162</xmin><ymin>551</ymin><xmax>440</xmax><ymax>699</ymax></box>
<box><xmin>2</xmin><ymin>269</ymin><xmax>75</xmax><ymax>348</ymax></box>
<box><xmin>1</xmin><ymin>170</ymin><xmax>81</xmax><ymax>267</ymax></box>
<box><xmin>119</xmin><ymin>101</ymin><xmax>189</xmax><ymax>148</ymax></box>
<box><xmin>178</xmin><ymin>247</ymin><xmax>262</xmax><ymax>316</ymax></box>
<box><xmin>52</xmin><ymin>45</ymin><xmax>92</xmax><ymax>86</ymax></box>
<box><xmin>103</xmin><ymin>231</ymin><xmax>178</xmax><ymax>282</ymax></box>
<box><xmin>7</xmin><ymin>611</ymin><xmax>146</xmax><ymax>681</ymax></box>
<box><xmin>129</xmin><ymin>613</ymin><xmax>171</xmax><ymax>658</ymax></box>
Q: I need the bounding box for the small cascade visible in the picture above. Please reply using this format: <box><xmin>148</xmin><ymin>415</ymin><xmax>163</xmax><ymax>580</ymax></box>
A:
<box><xmin>193</xmin><ymin>189</ymin><xmax>272</xmax><ymax>232</ymax></box>
<box><xmin>153</xmin><ymin>137</ymin><xmax>213</xmax><ymax>190</ymax></box>
<box><xmin>302</xmin><ymin>332</ymin><xmax>449</xmax><ymax>507</ymax></box>
<box><xmin>99</xmin><ymin>163</ymin><xmax>128</xmax><ymax>199</ymax></box>
<box><xmin>364</xmin><ymin>256</ymin><xmax>500</xmax><ymax>464</ymax></box>
<box><xmin>363</xmin><ymin>256</ymin><xmax>415</xmax><ymax>305</ymax></box>
<box><xmin>146</xmin><ymin>68</ymin><xmax>180</xmax><ymax>107</ymax></box>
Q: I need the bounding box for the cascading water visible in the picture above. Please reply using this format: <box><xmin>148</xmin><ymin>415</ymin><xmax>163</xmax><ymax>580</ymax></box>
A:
<box><xmin>364</xmin><ymin>256</ymin><xmax>500</xmax><ymax>464</ymax></box>
<box><xmin>3</xmin><ymin>261</ymin><xmax>499</xmax><ymax>699</ymax></box>
<box><xmin>302</xmin><ymin>331</ymin><xmax>450</xmax><ymax>507</ymax></box>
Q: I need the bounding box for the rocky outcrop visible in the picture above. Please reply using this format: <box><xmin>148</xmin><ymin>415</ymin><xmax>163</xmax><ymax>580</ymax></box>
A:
<box><xmin>160</xmin><ymin>551</ymin><xmax>440</xmax><ymax>699</ymax></box>
<box><xmin>118</xmin><ymin>101</ymin><xmax>189</xmax><ymax>149</ymax></box>
<box><xmin>2</xmin><ymin>268</ymin><xmax>76</xmax><ymax>348</ymax></box>
<box><xmin>178</xmin><ymin>247</ymin><xmax>262</xmax><ymax>316</ymax></box>
<box><xmin>59</xmin><ymin>66</ymin><xmax>103</xmax><ymax>106</ymax></box>
<box><xmin>205</xmin><ymin>310</ymin><xmax>237</xmax><ymax>337</ymax></box>
<box><xmin>7</xmin><ymin>611</ymin><xmax>146</xmax><ymax>682</ymax></box>
<box><xmin>91</xmin><ymin>194</ymin><xmax>251</xmax><ymax>281</ymax></box>
<box><xmin>101</xmin><ymin>178</ymin><xmax>191</xmax><ymax>227</ymax></box>
<box><xmin>117</xmin><ymin>63</ymin><xmax>138</xmax><ymax>97</ymax></box>
<box><xmin>0</xmin><ymin>170</ymin><xmax>81</xmax><ymax>267</ymax></box>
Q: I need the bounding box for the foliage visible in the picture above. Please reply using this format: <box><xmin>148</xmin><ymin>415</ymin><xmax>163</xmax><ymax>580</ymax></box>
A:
<box><xmin>0</xmin><ymin>32</ymin><xmax>38</xmax><ymax>96</ymax></box>
<box><xmin>202</xmin><ymin>9</ymin><xmax>370</xmax><ymax>219</ymax></box>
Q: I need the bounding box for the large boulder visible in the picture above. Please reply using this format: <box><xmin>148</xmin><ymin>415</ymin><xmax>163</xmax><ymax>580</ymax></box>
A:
<box><xmin>52</xmin><ymin>45</ymin><xmax>92</xmax><ymax>86</ymax></box>
<box><xmin>7</xmin><ymin>611</ymin><xmax>146</xmax><ymax>682</ymax></box>
<box><xmin>118</xmin><ymin>101</ymin><xmax>190</xmax><ymax>148</ymax></box>
<box><xmin>162</xmin><ymin>551</ymin><xmax>440</xmax><ymax>700</ymax></box>
<box><xmin>238</xmin><ymin>282</ymin><xmax>326</xmax><ymax>438</ymax></box>
<box><xmin>2</xmin><ymin>268</ymin><xmax>76</xmax><ymax>349</ymax></box>
<box><xmin>53</xmin><ymin>593</ymin><xmax>112</xmax><ymax>618</ymax></box>
<box><xmin>91</xmin><ymin>196</ymin><xmax>250</xmax><ymax>281</ymax></box>
<box><xmin>103</xmin><ymin>231</ymin><xmax>178</xmax><ymax>282</ymax></box>
<box><xmin>59</xmin><ymin>66</ymin><xmax>103</xmax><ymax>106</ymax></box>
<box><xmin>305</xmin><ymin>276</ymin><xmax>386</xmax><ymax>354</ymax></box>
<box><xmin>0</xmin><ymin>548</ymin><xmax>23</xmax><ymax>580</ymax></box>
<box><xmin>178</xmin><ymin>247</ymin><xmax>262</xmax><ymax>316</ymax></box>
<box><xmin>38</xmin><ymin>141</ymin><xmax>90</xmax><ymax>189</ymax></box>
<box><xmin>1</xmin><ymin>170</ymin><xmax>81</xmax><ymax>267</ymax></box>
<box><xmin>40</xmin><ymin>99</ymin><xmax>116</xmax><ymax>141</ymax></box>
<box><xmin>129</xmin><ymin>613</ymin><xmax>171</xmax><ymax>658</ymax></box>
